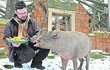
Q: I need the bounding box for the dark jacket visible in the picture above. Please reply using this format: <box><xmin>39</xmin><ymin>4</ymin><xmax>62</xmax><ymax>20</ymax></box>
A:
<box><xmin>3</xmin><ymin>16</ymin><xmax>40</xmax><ymax>62</ymax></box>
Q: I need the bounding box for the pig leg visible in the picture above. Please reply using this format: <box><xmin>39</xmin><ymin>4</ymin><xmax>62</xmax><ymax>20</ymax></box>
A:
<box><xmin>85</xmin><ymin>54</ymin><xmax>90</xmax><ymax>70</ymax></box>
<box><xmin>78</xmin><ymin>58</ymin><xmax>84</xmax><ymax>70</ymax></box>
<box><xmin>72</xmin><ymin>58</ymin><xmax>78</xmax><ymax>70</ymax></box>
<box><xmin>61</xmin><ymin>56</ymin><xmax>68</xmax><ymax>70</ymax></box>
<box><xmin>85</xmin><ymin>53</ymin><xmax>90</xmax><ymax>70</ymax></box>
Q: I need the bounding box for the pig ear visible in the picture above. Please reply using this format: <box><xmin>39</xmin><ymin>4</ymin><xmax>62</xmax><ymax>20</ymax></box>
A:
<box><xmin>37</xmin><ymin>30</ymin><xmax>42</xmax><ymax>36</ymax></box>
<box><xmin>37</xmin><ymin>28</ymin><xmax>48</xmax><ymax>36</ymax></box>
<box><xmin>52</xmin><ymin>34</ymin><xmax>59</xmax><ymax>39</ymax></box>
<box><xmin>42</xmin><ymin>28</ymin><xmax>48</xmax><ymax>34</ymax></box>
<box><xmin>52</xmin><ymin>31</ymin><xmax>59</xmax><ymax>39</ymax></box>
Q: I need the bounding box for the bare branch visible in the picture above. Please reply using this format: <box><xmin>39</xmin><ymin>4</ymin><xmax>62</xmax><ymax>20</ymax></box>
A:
<box><xmin>0</xmin><ymin>8</ymin><xmax>6</xmax><ymax>14</ymax></box>
<box><xmin>86</xmin><ymin>0</ymin><xmax>108</xmax><ymax>7</ymax></box>
<box><xmin>0</xmin><ymin>13</ymin><xmax>5</xmax><ymax>18</ymax></box>
<box><xmin>0</xmin><ymin>0</ymin><xmax>7</xmax><ymax>2</ymax></box>
<box><xmin>0</xmin><ymin>5</ymin><xmax>6</xmax><ymax>9</ymax></box>
<box><xmin>76</xmin><ymin>0</ymin><xmax>106</xmax><ymax>13</ymax></box>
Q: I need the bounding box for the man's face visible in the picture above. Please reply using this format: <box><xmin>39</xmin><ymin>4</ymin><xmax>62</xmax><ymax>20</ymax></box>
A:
<box><xmin>15</xmin><ymin>7</ymin><xmax>28</xmax><ymax>20</ymax></box>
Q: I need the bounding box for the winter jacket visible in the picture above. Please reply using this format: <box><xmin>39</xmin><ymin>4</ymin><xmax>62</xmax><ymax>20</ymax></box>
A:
<box><xmin>3</xmin><ymin>16</ymin><xmax>39</xmax><ymax>62</ymax></box>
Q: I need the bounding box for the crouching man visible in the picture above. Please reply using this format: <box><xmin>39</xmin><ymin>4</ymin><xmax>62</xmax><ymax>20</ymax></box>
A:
<box><xmin>3</xmin><ymin>1</ymin><xmax>49</xmax><ymax>69</ymax></box>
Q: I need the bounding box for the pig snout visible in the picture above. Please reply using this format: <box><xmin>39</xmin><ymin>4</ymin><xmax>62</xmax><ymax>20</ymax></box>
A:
<box><xmin>30</xmin><ymin>36</ymin><xmax>38</xmax><ymax>43</ymax></box>
<box><xmin>32</xmin><ymin>35</ymin><xmax>43</xmax><ymax>47</ymax></box>
<box><xmin>34</xmin><ymin>39</ymin><xmax>42</xmax><ymax>47</ymax></box>
<box><xmin>35</xmin><ymin>38</ymin><xmax>41</xmax><ymax>43</ymax></box>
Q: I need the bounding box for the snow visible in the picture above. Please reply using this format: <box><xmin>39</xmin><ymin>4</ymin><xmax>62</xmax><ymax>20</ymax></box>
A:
<box><xmin>0</xmin><ymin>52</ymin><xmax>110</xmax><ymax>70</ymax></box>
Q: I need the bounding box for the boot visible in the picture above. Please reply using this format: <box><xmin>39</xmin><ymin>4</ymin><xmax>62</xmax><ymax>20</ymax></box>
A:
<box><xmin>31</xmin><ymin>60</ymin><xmax>45</xmax><ymax>69</ymax></box>
<box><xmin>30</xmin><ymin>48</ymin><xmax>49</xmax><ymax>69</ymax></box>
<box><xmin>14</xmin><ymin>62</ymin><xmax>23</xmax><ymax>68</ymax></box>
<box><xmin>13</xmin><ymin>53</ymin><xmax>23</xmax><ymax>68</ymax></box>
<box><xmin>31</xmin><ymin>64</ymin><xmax>45</xmax><ymax>69</ymax></box>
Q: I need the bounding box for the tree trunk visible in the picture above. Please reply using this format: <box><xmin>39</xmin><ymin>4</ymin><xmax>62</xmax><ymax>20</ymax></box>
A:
<box><xmin>107</xmin><ymin>0</ymin><xmax>110</xmax><ymax>31</ymax></box>
<box><xmin>5</xmin><ymin>0</ymin><xmax>18</xmax><ymax>19</ymax></box>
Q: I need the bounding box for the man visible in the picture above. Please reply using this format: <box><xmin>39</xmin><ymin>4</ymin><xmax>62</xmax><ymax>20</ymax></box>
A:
<box><xmin>3</xmin><ymin>1</ymin><xmax>49</xmax><ymax>69</ymax></box>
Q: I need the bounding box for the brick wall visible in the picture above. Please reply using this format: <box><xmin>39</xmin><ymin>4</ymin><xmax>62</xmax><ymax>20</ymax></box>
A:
<box><xmin>75</xmin><ymin>4</ymin><xmax>110</xmax><ymax>53</ymax></box>
<box><xmin>32</xmin><ymin>1</ymin><xmax>46</xmax><ymax>28</ymax></box>
<box><xmin>75</xmin><ymin>4</ymin><xmax>90</xmax><ymax>34</ymax></box>
<box><xmin>0</xmin><ymin>25</ymin><xmax>7</xmax><ymax>48</ymax></box>
<box><xmin>90</xmin><ymin>35</ymin><xmax>110</xmax><ymax>53</ymax></box>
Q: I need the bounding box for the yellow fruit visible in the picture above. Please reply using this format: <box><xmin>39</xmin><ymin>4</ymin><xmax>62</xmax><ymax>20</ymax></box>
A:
<box><xmin>14</xmin><ymin>37</ymin><xmax>17</xmax><ymax>40</ymax></box>
<box><xmin>17</xmin><ymin>36</ymin><xmax>21</xmax><ymax>41</ymax></box>
<box><xmin>10</xmin><ymin>36</ymin><xmax>22</xmax><ymax>41</ymax></box>
<box><xmin>11</xmin><ymin>38</ymin><xmax>15</xmax><ymax>40</ymax></box>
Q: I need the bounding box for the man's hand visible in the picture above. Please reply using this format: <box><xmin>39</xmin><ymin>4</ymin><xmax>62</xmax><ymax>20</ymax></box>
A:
<box><xmin>12</xmin><ymin>43</ymin><xmax>21</xmax><ymax>47</ymax></box>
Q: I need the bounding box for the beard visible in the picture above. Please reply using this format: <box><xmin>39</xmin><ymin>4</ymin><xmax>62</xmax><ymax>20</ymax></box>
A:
<box><xmin>17</xmin><ymin>16</ymin><xmax>27</xmax><ymax>23</ymax></box>
<box><xmin>21</xmin><ymin>17</ymin><xmax>27</xmax><ymax>23</ymax></box>
<box><xmin>21</xmin><ymin>16</ymin><xmax>27</xmax><ymax>20</ymax></box>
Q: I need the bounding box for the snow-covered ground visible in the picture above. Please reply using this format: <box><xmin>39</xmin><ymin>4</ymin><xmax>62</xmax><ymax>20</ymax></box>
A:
<box><xmin>0</xmin><ymin>52</ymin><xmax>110</xmax><ymax>70</ymax></box>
